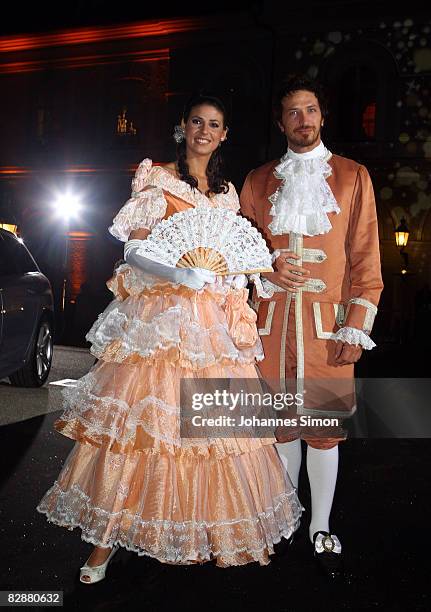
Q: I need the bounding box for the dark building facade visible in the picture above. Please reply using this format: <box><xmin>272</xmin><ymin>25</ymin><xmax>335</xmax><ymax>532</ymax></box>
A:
<box><xmin>0</xmin><ymin>3</ymin><xmax>430</xmax><ymax>352</ymax></box>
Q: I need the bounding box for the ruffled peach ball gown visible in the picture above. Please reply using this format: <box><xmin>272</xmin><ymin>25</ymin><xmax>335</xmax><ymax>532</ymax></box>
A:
<box><xmin>36</xmin><ymin>159</ymin><xmax>302</xmax><ymax>567</ymax></box>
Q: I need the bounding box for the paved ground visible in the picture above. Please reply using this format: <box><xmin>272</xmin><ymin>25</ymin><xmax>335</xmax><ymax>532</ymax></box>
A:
<box><xmin>0</xmin><ymin>346</ymin><xmax>429</xmax><ymax>611</ymax></box>
<box><xmin>0</xmin><ymin>346</ymin><xmax>95</xmax><ymax>426</ymax></box>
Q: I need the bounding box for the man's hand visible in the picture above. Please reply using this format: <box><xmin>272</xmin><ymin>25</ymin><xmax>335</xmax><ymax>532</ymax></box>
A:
<box><xmin>334</xmin><ymin>341</ymin><xmax>363</xmax><ymax>365</ymax></box>
<box><xmin>263</xmin><ymin>251</ymin><xmax>310</xmax><ymax>292</ymax></box>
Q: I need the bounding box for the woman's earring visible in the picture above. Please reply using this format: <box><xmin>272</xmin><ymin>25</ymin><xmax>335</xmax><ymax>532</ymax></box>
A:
<box><xmin>173</xmin><ymin>125</ymin><xmax>185</xmax><ymax>143</ymax></box>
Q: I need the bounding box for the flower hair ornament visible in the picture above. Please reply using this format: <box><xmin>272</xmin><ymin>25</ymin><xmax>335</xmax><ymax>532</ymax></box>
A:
<box><xmin>173</xmin><ymin>122</ymin><xmax>185</xmax><ymax>143</ymax></box>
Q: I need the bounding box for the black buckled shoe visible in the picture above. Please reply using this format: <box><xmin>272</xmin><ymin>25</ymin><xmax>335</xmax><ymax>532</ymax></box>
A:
<box><xmin>312</xmin><ymin>531</ymin><xmax>343</xmax><ymax>579</ymax></box>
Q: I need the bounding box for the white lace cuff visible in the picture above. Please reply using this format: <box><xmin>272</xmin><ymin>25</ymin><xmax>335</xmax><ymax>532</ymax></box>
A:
<box><xmin>334</xmin><ymin>327</ymin><xmax>376</xmax><ymax>350</ymax></box>
<box><xmin>249</xmin><ymin>273</ymin><xmax>273</xmax><ymax>299</ymax></box>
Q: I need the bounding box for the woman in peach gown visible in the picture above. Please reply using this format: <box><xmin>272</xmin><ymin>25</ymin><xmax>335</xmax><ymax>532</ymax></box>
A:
<box><xmin>36</xmin><ymin>93</ymin><xmax>302</xmax><ymax>581</ymax></box>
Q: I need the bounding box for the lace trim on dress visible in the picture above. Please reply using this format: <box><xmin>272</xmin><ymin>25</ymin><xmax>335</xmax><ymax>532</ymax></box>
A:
<box><xmin>147</xmin><ymin>164</ymin><xmax>240</xmax><ymax>212</ymax></box>
<box><xmin>108</xmin><ymin>264</ymin><xmax>249</xmax><ymax>300</ymax></box>
<box><xmin>58</xmin><ymin>370</ymin><xmax>275</xmax><ymax>455</ymax></box>
<box><xmin>130</xmin><ymin>158</ymin><xmax>153</xmax><ymax>192</ymax></box>
<box><xmin>108</xmin><ymin>158</ymin><xmax>240</xmax><ymax>242</ymax></box>
<box><xmin>36</xmin><ymin>481</ymin><xmax>302</xmax><ymax>566</ymax></box>
<box><xmin>86</xmin><ymin>305</ymin><xmax>183</xmax><ymax>357</ymax></box>
<box><xmin>86</xmin><ymin>304</ymin><xmax>264</xmax><ymax>367</ymax></box>
<box><xmin>60</xmin><ymin>398</ymin><xmax>181</xmax><ymax>448</ymax></box>
<box><xmin>109</xmin><ymin>188</ymin><xmax>168</xmax><ymax>241</ymax></box>
<box><xmin>60</xmin><ymin>372</ymin><xmax>181</xmax><ymax>446</ymax></box>
<box><xmin>268</xmin><ymin>145</ymin><xmax>340</xmax><ymax>236</ymax></box>
<box><xmin>108</xmin><ymin>264</ymin><xmax>247</xmax><ymax>301</ymax></box>
<box><xmin>38</xmin><ymin>480</ymin><xmax>298</xmax><ymax>529</ymax></box>
<box><xmin>107</xmin><ymin>264</ymin><xmax>172</xmax><ymax>298</ymax></box>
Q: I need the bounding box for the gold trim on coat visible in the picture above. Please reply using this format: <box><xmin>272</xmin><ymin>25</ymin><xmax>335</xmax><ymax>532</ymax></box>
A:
<box><xmin>346</xmin><ymin>297</ymin><xmax>377</xmax><ymax>332</ymax></box>
<box><xmin>257</xmin><ymin>301</ymin><xmax>276</xmax><ymax>335</ymax></box>
<box><xmin>276</xmin><ymin>247</ymin><xmax>327</xmax><ymax>264</ymax></box>
<box><xmin>313</xmin><ymin>302</ymin><xmax>345</xmax><ymax>339</ymax></box>
<box><xmin>279</xmin><ymin>293</ymin><xmax>292</xmax><ymax>394</ymax></box>
<box><xmin>302</xmin><ymin>248</ymin><xmax>327</xmax><ymax>263</ymax></box>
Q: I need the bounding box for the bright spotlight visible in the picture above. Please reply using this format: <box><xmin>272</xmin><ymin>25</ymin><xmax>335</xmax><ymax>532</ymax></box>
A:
<box><xmin>53</xmin><ymin>193</ymin><xmax>82</xmax><ymax>221</ymax></box>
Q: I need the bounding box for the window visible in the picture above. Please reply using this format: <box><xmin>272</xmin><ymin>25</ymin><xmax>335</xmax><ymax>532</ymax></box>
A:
<box><xmin>332</xmin><ymin>65</ymin><xmax>378</xmax><ymax>142</ymax></box>
<box><xmin>108</xmin><ymin>78</ymin><xmax>145</xmax><ymax>150</ymax></box>
<box><xmin>362</xmin><ymin>102</ymin><xmax>376</xmax><ymax>139</ymax></box>
<box><xmin>323</xmin><ymin>42</ymin><xmax>397</xmax><ymax>146</ymax></box>
<box><xmin>33</xmin><ymin>74</ymin><xmax>65</xmax><ymax>147</ymax></box>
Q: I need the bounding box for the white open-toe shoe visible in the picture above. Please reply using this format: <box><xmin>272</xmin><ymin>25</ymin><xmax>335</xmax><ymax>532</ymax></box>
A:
<box><xmin>79</xmin><ymin>544</ymin><xmax>120</xmax><ymax>584</ymax></box>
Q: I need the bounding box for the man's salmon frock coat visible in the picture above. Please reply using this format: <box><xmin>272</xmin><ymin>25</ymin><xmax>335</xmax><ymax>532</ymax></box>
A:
<box><xmin>240</xmin><ymin>153</ymin><xmax>384</xmax><ymax>448</ymax></box>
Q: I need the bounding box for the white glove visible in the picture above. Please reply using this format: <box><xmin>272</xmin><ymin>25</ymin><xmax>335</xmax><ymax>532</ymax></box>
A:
<box><xmin>180</xmin><ymin>267</ymin><xmax>217</xmax><ymax>289</ymax></box>
<box><xmin>124</xmin><ymin>239</ymin><xmax>216</xmax><ymax>290</ymax></box>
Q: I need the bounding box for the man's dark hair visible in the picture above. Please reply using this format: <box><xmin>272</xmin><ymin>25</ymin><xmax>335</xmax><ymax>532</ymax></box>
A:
<box><xmin>273</xmin><ymin>74</ymin><xmax>329</xmax><ymax>121</ymax></box>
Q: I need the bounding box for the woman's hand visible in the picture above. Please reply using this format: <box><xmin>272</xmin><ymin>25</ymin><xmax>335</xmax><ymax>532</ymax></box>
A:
<box><xmin>124</xmin><ymin>240</ymin><xmax>216</xmax><ymax>289</ymax></box>
<box><xmin>178</xmin><ymin>267</ymin><xmax>216</xmax><ymax>290</ymax></box>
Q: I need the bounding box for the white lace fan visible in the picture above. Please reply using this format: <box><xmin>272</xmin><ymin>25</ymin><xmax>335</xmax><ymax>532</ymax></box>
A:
<box><xmin>136</xmin><ymin>207</ymin><xmax>273</xmax><ymax>275</ymax></box>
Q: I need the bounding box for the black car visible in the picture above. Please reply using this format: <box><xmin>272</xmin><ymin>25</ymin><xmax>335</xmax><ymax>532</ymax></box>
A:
<box><xmin>0</xmin><ymin>229</ymin><xmax>54</xmax><ymax>386</ymax></box>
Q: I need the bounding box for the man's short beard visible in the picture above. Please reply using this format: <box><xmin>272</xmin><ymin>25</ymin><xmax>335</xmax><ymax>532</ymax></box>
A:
<box><xmin>289</xmin><ymin>129</ymin><xmax>321</xmax><ymax>149</ymax></box>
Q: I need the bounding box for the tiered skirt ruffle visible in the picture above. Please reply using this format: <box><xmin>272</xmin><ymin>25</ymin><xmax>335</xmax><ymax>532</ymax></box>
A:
<box><xmin>36</xmin><ymin>278</ymin><xmax>302</xmax><ymax>566</ymax></box>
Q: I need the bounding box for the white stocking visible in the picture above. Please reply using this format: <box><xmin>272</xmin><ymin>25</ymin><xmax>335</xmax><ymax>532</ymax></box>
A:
<box><xmin>275</xmin><ymin>439</ymin><xmax>302</xmax><ymax>488</ymax></box>
<box><xmin>306</xmin><ymin>445</ymin><xmax>339</xmax><ymax>543</ymax></box>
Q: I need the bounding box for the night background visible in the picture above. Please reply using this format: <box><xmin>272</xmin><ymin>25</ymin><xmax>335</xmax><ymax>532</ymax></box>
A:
<box><xmin>0</xmin><ymin>1</ymin><xmax>430</xmax><ymax>610</ymax></box>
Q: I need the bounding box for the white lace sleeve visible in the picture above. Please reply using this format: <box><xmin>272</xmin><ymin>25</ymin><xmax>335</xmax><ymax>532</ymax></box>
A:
<box><xmin>334</xmin><ymin>327</ymin><xmax>376</xmax><ymax>350</ymax></box>
<box><xmin>229</xmin><ymin>182</ymin><xmax>240</xmax><ymax>212</ymax></box>
<box><xmin>216</xmin><ymin>182</ymin><xmax>240</xmax><ymax>212</ymax></box>
<box><xmin>249</xmin><ymin>273</ymin><xmax>274</xmax><ymax>299</ymax></box>
<box><xmin>108</xmin><ymin>159</ymin><xmax>167</xmax><ymax>241</ymax></box>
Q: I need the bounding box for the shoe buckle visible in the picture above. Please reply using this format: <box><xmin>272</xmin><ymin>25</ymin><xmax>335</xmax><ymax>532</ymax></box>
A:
<box><xmin>322</xmin><ymin>535</ymin><xmax>336</xmax><ymax>553</ymax></box>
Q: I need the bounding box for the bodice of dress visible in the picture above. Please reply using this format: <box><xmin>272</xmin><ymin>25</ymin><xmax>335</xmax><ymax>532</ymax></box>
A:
<box><xmin>108</xmin><ymin>159</ymin><xmax>242</xmax><ymax>296</ymax></box>
<box><xmin>146</xmin><ymin>164</ymin><xmax>240</xmax><ymax>214</ymax></box>
<box><xmin>94</xmin><ymin>159</ymin><xmax>261</xmax><ymax>364</ymax></box>
<box><xmin>109</xmin><ymin>158</ymin><xmax>240</xmax><ymax>242</ymax></box>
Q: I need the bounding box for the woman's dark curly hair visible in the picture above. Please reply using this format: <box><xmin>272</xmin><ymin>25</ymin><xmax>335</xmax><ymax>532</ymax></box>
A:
<box><xmin>176</xmin><ymin>93</ymin><xmax>229</xmax><ymax>196</ymax></box>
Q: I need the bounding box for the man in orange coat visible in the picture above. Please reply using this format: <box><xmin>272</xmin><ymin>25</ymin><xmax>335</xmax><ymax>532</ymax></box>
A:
<box><xmin>240</xmin><ymin>75</ymin><xmax>383</xmax><ymax>577</ymax></box>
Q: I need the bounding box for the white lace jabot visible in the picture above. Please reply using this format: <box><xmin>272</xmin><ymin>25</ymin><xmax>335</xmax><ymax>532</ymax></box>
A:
<box><xmin>268</xmin><ymin>142</ymin><xmax>340</xmax><ymax>236</ymax></box>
